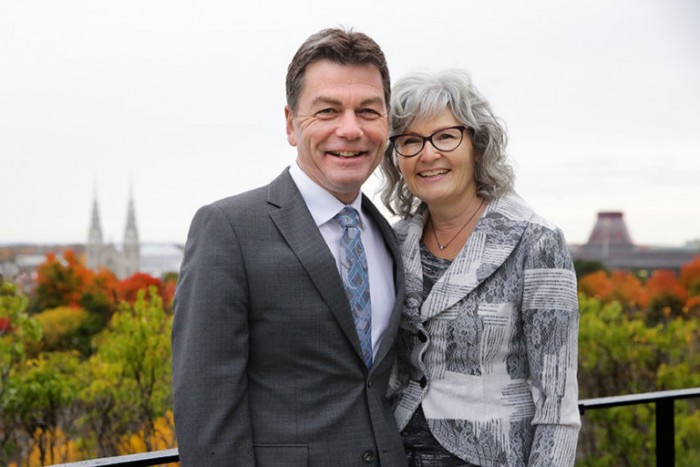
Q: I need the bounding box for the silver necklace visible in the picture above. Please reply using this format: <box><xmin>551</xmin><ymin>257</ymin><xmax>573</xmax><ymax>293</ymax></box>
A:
<box><xmin>429</xmin><ymin>198</ymin><xmax>484</xmax><ymax>250</ymax></box>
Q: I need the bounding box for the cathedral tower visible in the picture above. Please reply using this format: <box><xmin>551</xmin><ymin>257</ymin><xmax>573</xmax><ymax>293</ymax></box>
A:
<box><xmin>85</xmin><ymin>183</ymin><xmax>141</xmax><ymax>278</ymax></box>
<box><xmin>86</xmin><ymin>189</ymin><xmax>103</xmax><ymax>270</ymax></box>
<box><xmin>122</xmin><ymin>184</ymin><xmax>140</xmax><ymax>278</ymax></box>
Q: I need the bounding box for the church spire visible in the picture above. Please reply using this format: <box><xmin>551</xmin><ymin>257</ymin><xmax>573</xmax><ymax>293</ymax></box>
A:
<box><xmin>122</xmin><ymin>180</ymin><xmax>140</xmax><ymax>277</ymax></box>
<box><xmin>86</xmin><ymin>183</ymin><xmax>103</xmax><ymax>270</ymax></box>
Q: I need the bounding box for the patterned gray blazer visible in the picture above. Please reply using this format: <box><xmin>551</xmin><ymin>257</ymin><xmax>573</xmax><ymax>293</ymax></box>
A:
<box><xmin>388</xmin><ymin>193</ymin><xmax>580</xmax><ymax>466</ymax></box>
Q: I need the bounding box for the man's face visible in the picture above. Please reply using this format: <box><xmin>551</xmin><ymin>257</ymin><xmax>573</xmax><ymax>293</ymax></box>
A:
<box><xmin>285</xmin><ymin>60</ymin><xmax>389</xmax><ymax>204</ymax></box>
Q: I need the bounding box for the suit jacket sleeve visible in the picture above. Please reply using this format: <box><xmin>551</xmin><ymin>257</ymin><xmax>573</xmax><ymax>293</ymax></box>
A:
<box><xmin>522</xmin><ymin>226</ymin><xmax>581</xmax><ymax>466</ymax></box>
<box><xmin>172</xmin><ymin>203</ymin><xmax>255</xmax><ymax>466</ymax></box>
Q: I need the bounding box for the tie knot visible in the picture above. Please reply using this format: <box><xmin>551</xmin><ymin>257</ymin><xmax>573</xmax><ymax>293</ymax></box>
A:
<box><xmin>335</xmin><ymin>206</ymin><xmax>361</xmax><ymax>229</ymax></box>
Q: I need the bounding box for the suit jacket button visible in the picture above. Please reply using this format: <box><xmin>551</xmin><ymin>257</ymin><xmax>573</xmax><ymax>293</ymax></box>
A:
<box><xmin>419</xmin><ymin>376</ymin><xmax>427</xmax><ymax>388</ymax></box>
<box><xmin>367</xmin><ymin>378</ymin><xmax>373</xmax><ymax>388</ymax></box>
<box><xmin>362</xmin><ymin>450</ymin><xmax>375</xmax><ymax>462</ymax></box>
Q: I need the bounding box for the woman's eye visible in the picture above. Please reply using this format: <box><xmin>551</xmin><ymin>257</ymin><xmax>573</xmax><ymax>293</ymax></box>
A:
<box><xmin>437</xmin><ymin>132</ymin><xmax>457</xmax><ymax>141</ymax></box>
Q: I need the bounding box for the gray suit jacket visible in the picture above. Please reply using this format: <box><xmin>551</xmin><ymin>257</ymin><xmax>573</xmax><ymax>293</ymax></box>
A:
<box><xmin>172</xmin><ymin>168</ymin><xmax>407</xmax><ymax>467</ymax></box>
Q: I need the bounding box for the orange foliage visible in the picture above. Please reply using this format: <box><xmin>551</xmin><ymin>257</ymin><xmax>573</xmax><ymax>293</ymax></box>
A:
<box><xmin>162</xmin><ymin>279</ymin><xmax>177</xmax><ymax>309</ymax></box>
<box><xmin>579</xmin><ymin>270</ymin><xmax>613</xmax><ymax>300</ymax></box>
<box><xmin>118</xmin><ymin>273</ymin><xmax>163</xmax><ymax>304</ymax></box>
<box><xmin>609</xmin><ymin>270</ymin><xmax>648</xmax><ymax>309</ymax></box>
<box><xmin>86</xmin><ymin>268</ymin><xmax>119</xmax><ymax>301</ymax></box>
<box><xmin>680</xmin><ymin>255</ymin><xmax>700</xmax><ymax>294</ymax></box>
<box><xmin>646</xmin><ymin>269</ymin><xmax>688</xmax><ymax>302</ymax></box>
<box><xmin>35</xmin><ymin>251</ymin><xmax>93</xmax><ymax>308</ymax></box>
<box><xmin>687</xmin><ymin>295</ymin><xmax>700</xmax><ymax>314</ymax></box>
<box><xmin>34</xmin><ymin>250</ymin><xmax>119</xmax><ymax>314</ymax></box>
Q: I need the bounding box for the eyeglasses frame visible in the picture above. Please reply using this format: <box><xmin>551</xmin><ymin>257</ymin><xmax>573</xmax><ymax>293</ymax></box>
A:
<box><xmin>389</xmin><ymin>125</ymin><xmax>468</xmax><ymax>158</ymax></box>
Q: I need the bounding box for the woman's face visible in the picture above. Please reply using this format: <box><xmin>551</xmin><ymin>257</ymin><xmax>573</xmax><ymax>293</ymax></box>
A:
<box><xmin>396</xmin><ymin>108</ymin><xmax>478</xmax><ymax>210</ymax></box>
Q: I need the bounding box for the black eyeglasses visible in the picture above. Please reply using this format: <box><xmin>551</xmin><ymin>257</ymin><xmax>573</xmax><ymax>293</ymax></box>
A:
<box><xmin>389</xmin><ymin>125</ymin><xmax>467</xmax><ymax>157</ymax></box>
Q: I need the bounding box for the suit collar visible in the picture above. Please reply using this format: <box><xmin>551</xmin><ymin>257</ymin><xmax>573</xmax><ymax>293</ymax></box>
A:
<box><xmin>267</xmin><ymin>168</ymin><xmax>403</xmax><ymax>373</ymax></box>
<box><xmin>401</xmin><ymin>192</ymin><xmax>534</xmax><ymax>322</ymax></box>
<box><xmin>267</xmin><ymin>170</ymin><xmax>359</xmax><ymax>357</ymax></box>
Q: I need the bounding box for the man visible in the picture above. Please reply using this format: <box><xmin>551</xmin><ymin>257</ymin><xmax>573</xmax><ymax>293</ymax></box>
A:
<box><xmin>172</xmin><ymin>28</ymin><xmax>406</xmax><ymax>466</ymax></box>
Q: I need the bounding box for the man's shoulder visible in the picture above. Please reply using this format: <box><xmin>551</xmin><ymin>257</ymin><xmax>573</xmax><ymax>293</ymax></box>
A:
<box><xmin>205</xmin><ymin>168</ymin><xmax>294</xmax><ymax>213</ymax></box>
<box><xmin>208</xmin><ymin>184</ymin><xmax>269</xmax><ymax>211</ymax></box>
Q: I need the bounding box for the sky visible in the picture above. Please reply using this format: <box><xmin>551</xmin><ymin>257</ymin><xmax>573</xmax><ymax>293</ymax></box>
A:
<box><xmin>1</xmin><ymin>0</ymin><xmax>699</xmax><ymax>247</ymax></box>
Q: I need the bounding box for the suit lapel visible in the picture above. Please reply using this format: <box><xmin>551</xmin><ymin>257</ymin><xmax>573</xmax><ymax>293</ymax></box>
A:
<box><xmin>412</xmin><ymin>193</ymin><xmax>534</xmax><ymax>322</ymax></box>
<box><xmin>266</xmin><ymin>169</ymin><xmax>366</xmax><ymax>363</ymax></box>
<box><xmin>361</xmin><ymin>195</ymin><xmax>403</xmax><ymax>370</ymax></box>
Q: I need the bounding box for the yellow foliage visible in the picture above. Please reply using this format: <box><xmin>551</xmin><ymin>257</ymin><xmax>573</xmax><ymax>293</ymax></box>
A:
<box><xmin>9</xmin><ymin>427</ymin><xmax>82</xmax><ymax>467</ymax></box>
<box><xmin>33</xmin><ymin>306</ymin><xmax>88</xmax><ymax>351</ymax></box>
<box><xmin>122</xmin><ymin>410</ymin><xmax>178</xmax><ymax>466</ymax></box>
<box><xmin>10</xmin><ymin>413</ymin><xmax>178</xmax><ymax>466</ymax></box>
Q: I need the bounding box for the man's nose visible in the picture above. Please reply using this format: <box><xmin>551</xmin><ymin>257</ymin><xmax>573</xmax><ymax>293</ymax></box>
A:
<box><xmin>336</xmin><ymin>111</ymin><xmax>363</xmax><ymax>139</ymax></box>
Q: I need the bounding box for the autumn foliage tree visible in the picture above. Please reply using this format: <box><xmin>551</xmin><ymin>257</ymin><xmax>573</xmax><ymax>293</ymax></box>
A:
<box><xmin>33</xmin><ymin>250</ymin><xmax>119</xmax><ymax>318</ymax></box>
<box><xmin>33</xmin><ymin>251</ymin><xmax>90</xmax><ymax>311</ymax></box>
<box><xmin>681</xmin><ymin>256</ymin><xmax>700</xmax><ymax>294</ymax></box>
<box><xmin>117</xmin><ymin>273</ymin><xmax>162</xmax><ymax>304</ymax></box>
<box><xmin>0</xmin><ymin>280</ymin><xmax>42</xmax><ymax>464</ymax></box>
<box><xmin>579</xmin><ymin>269</ymin><xmax>649</xmax><ymax>311</ymax></box>
<box><xmin>1</xmin><ymin>279</ymin><xmax>176</xmax><ymax>466</ymax></box>
<box><xmin>576</xmin><ymin>255</ymin><xmax>700</xmax><ymax>466</ymax></box>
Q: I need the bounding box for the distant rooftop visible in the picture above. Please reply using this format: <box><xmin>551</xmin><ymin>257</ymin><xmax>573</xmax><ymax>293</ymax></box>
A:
<box><xmin>571</xmin><ymin>211</ymin><xmax>698</xmax><ymax>271</ymax></box>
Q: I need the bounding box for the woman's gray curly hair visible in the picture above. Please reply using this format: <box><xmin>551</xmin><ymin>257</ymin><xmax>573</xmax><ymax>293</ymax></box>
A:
<box><xmin>379</xmin><ymin>69</ymin><xmax>515</xmax><ymax>218</ymax></box>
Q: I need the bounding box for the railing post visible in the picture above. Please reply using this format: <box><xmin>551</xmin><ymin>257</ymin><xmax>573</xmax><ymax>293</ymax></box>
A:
<box><xmin>656</xmin><ymin>399</ymin><xmax>674</xmax><ymax>467</ymax></box>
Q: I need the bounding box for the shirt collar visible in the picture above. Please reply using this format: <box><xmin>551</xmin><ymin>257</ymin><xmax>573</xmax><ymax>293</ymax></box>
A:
<box><xmin>289</xmin><ymin>162</ymin><xmax>366</xmax><ymax>229</ymax></box>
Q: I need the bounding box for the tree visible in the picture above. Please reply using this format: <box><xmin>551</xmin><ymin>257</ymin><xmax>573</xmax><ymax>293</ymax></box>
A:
<box><xmin>79</xmin><ymin>286</ymin><xmax>173</xmax><ymax>455</ymax></box>
<box><xmin>573</xmin><ymin>258</ymin><xmax>607</xmax><ymax>279</ymax></box>
<box><xmin>6</xmin><ymin>352</ymin><xmax>81</xmax><ymax>466</ymax></box>
<box><xmin>680</xmin><ymin>256</ymin><xmax>700</xmax><ymax>296</ymax></box>
<box><xmin>0</xmin><ymin>280</ymin><xmax>42</xmax><ymax>465</ymax></box>
<box><xmin>579</xmin><ymin>270</ymin><xmax>613</xmax><ymax>301</ymax></box>
<box><xmin>117</xmin><ymin>273</ymin><xmax>162</xmax><ymax>304</ymax></box>
<box><xmin>33</xmin><ymin>251</ymin><xmax>91</xmax><ymax>312</ymax></box>
<box><xmin>646</xmin><ymin>270</ymin><xmax>688</xmax><ymax>324</ymax></box>
<box><xmin>609</xmin><ymin>270</ymin><xmax>648</xmax><ymax>311</ymax></box>
<box><xmin>577</xmin><ymin>295</ymin><xmax>700</xmax><ymax>465</ymax></box>
<box><xmin>29</xmin><ymin>306</ymin><xmax>89</xmax><ymax>355</ymax></box>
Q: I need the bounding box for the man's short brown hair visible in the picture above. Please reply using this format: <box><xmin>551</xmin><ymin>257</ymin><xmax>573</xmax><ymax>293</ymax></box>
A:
<box><xmin>286</xmin><ymin>28</ymin><xmax>390</xmax><ymax>113</ymax></box>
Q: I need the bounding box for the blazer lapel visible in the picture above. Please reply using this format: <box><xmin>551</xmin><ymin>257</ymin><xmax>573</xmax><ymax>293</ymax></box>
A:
<box><xmin>416</xmin><ymin>193</ymin><xmax>534</xmax><ymax>321</ymax></box>
<box><xmin>266</xmin><ymin>169</ymin><xmax>365</xmax><ymax>362</ymax></box>
<box><xmin>361</xmin><ymin>195</ymin><xmax>404</xmax><ymax>370</ymax></box>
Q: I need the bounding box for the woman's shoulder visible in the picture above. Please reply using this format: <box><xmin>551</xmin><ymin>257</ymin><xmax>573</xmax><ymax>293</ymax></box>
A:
<box><xmin>391</xmin><ymin>204</ymin><xmax>427</xmax><ymax>238</ymax></box>
<box><xmin>493</xmin><ymin>192</ymin><xmax>561</xmax><ymax>235</ymax></box>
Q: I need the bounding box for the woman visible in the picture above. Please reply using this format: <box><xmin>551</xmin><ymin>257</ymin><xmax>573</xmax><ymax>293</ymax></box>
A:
<box><xmin>380</xmin><ymin>69</ymin><xmax>580</xmax><ymax>466</ymax></box>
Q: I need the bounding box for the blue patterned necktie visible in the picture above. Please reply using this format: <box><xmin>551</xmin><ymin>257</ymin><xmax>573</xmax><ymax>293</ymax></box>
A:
<box><xmin>335</xmin><ymin>206</ymin><xmax>373</xmax><ymax>368</ymax></box>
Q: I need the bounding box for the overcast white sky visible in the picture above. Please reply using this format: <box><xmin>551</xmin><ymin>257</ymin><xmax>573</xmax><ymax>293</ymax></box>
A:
<box><xmin>1</xmin><ymin>0</ymin><xmax>699</xmax><ymax>247</ymax></box>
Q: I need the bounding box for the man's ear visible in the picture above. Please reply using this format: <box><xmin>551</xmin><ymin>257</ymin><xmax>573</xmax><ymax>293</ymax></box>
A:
<box><xmin>285</xmin><ymin>105</ymin><xmax>297</xmax><ymax>147</ymax></box>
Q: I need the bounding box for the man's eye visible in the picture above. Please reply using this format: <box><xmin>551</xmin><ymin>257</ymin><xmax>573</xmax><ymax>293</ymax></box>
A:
<box><xmin>358</xmin><ymin>108</ymin><xmax>381</xmax><ymax>117</ymax></box>
<box><xmin>316</xmin><ymin>108</ymin><xmax>337</xmax><ymax>117</ymax></box>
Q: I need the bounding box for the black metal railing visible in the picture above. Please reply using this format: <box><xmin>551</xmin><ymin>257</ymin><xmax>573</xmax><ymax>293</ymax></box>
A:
<box><xmin>50</xmin><ymin>387</ymin><xmax>700</xmax><ymax>467</ymax></box>
<box><xmin>578</xmin><ymin>387</ymin><xmax>700</xmax><ymax>466</ymax></box>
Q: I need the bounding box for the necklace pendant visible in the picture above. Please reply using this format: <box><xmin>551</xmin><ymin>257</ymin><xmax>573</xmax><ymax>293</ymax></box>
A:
<box><xmin>438</xmin><ymin>243</ymin><xmax>447</xmax><ymax>250</ymax></box>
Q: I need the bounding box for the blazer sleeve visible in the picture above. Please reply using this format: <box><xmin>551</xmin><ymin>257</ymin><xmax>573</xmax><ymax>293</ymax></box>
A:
<box><xmin>172</xmin><ymin>203</ymin><xmax>255</xmax><ymax>466</ymax></box>
<box><xmin>521</xmin><ymin>226</ymin><xmax>581</xmax><ymax>466</ymax></box>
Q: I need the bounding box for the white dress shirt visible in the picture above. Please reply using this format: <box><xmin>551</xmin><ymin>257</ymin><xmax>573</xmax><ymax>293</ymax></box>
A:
<box><xmin>289</xmin><ymin>163</ymin><xmax>395</xmax><ymax>359</ymax></box>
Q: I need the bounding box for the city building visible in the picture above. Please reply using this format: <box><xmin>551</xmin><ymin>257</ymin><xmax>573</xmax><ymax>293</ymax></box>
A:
<box><xmin>570</xmin><ymin>211</ymin><xmax>698</xmax><ymax>272</ymax></box>
<box><xmin>86</xmin><ymin>187</ymin><xmax>140</xmax><ymax>279</ymax></box>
